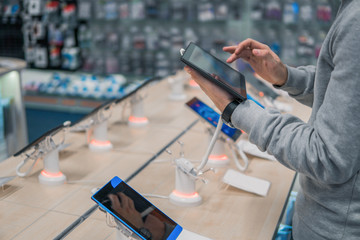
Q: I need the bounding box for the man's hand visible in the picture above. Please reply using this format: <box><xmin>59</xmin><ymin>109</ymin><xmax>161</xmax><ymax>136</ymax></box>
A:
<box><xmin>184</xmin><ymin>66</ymin><xmax>233</xmax><ymax>112</ymax></box>
<box><xmin>223</xmin><ymin>38</ymin><xmax>288</xmax><ymax>86</ymax></box>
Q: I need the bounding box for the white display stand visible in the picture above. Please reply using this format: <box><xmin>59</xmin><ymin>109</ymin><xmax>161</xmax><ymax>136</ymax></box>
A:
<box><xmin>168</xmin><ymin>75</ymin><xmax>186</xmax><ymax>101</ymax></box>
<box><xmin>207</xmin><ymin>134</ymin><xmax>229</xmax><ymax>167</ymax></box>
<box><xmin>88</xmin><ymin>120</ymin><xmax>113</xmax><ymax>151</ymax></box>
<box><xmin>169</xmin><ymin>158</ymin><xmax>202</xmax><ymax>207</ymax></box>
<box><xmin>38</xmin><ymin>148</ymin><xmax>66</xmax><ymax>186</ymax></box>
<box><xmin>128</xmin><ymin>94</ymin><xmax>149</xmax><ymax>127</ymax></box>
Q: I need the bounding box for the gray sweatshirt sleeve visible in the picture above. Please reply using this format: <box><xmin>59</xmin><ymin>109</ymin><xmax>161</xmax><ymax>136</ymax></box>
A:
<box><xmin>231</xmin><ymin>15</ymin><xmax>360</xmax><ymax>185</ymax></box>
<box><xmin>278</xmin><ymin>65</ymin><xmax>316</xmax><ymax>107</ymax></box>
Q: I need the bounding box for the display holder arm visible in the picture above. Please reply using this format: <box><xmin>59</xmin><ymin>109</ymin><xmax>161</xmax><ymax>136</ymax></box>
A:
<box><xmin>101</xmin><ymin>209</ymin><xmax>141</xmax><ymax>240</ymax></box>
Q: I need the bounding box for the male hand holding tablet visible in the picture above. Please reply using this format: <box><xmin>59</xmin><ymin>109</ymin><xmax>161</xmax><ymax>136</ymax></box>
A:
<box><xmin>181</xmin><ymin>42</ymin><xmax>248</xmax><ymax>127</ymax></box>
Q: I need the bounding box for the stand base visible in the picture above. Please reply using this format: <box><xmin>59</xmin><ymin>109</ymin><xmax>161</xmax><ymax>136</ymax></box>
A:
<box><xmin>169</xmin><ymin>190</ymin><xmax>202</xmax><ymax>207</ymax></box>
<box><xmin>128</xmin><ymin>116</ymin><xmax>149</xmax><ymax>127</ymax></box>
<box><xmin>168</xmin><ymin>93</ymin><xmax>187</xmax><ymax>101</ymax></box>
<box><xmin>89</xmin><ymin>139</ymin><xmax>113</xmax><ymax>151</ymax></box>
<box><xmin>38</xmin><ymin>170</ymin><xmax>66</xmax><ymax>186</ymax></box>
<box><xmin>207</xmin><ymin>154</ymin><xmax>230</xmax><ymax>167</ymax></box>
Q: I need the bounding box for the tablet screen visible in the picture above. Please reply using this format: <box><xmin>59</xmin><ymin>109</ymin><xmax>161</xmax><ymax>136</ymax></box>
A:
<box><xmin>184</xmin><ymin>43</ymin><xmax>247</xmax><ymax>100</ymax></box>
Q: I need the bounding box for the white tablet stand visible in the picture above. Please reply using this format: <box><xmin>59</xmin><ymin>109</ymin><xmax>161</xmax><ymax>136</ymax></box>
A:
<box><xmin>87</xmin><ymin>105</ymin><xmax>114</xmax><ymax>151</ymax></box>
<box><xmin>87</xmin><ymin>120</ymin><xmax>113</xmax><ymax>151</ymax></box>
<box><xmin>16</xmin><ymin>122</ymin><xmax>70</xmax><ymax>186</ymax></box>
<box><xmin>103</xmin><ymin>211</ymin><xmax>141</xmax><ymax>240</ymax></box>
<box><xmin>206</xmin><ymin>131</ymin><xmax>230</xmax><ymax>167</ymax></box>
<box><xmin>169</xmin><ymin>157</ymin><xmax>202</xmax><ymax>207</ymax></box>
<box><xmin>38</xmin><ymin>147</ymin><xmax>66</xmax><ymax>185</ymax></box>
<box><xmin>128</xmin><ymin>93</ymin><xmax>149</xmax><ymax>127</ymax></box>
<box><xmin>168</xmin><ymin>74</ymin><xmax>186</xmax><ymax>101</ymax></box>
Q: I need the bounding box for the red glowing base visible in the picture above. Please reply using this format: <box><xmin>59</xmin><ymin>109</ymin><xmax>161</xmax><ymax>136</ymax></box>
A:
<box><xmin>38</xmin><ymin>170</ymin><xmax>66</xmax><ymax>186</ymax></box>
<box><xmin>89</xmin><ymin>139</ymin><xmax>113</xmax><ymax>151</ymax></box>
<box><xmin>208</xmin><ymin>154</ymin><xmax>230</xmax><ymax>167</ymax></box>
<box><xmin>169</xmin><ymin>190</ymin><xmax>202</xmax><ymax>207</ymax></box>
<box><xmin>128</xmin><ymin>116</ymin><xmax>149</xmax><ymax>127</ymax></box>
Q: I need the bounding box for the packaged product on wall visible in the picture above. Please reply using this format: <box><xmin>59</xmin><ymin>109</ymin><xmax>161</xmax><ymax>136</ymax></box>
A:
<box><xmin>283</xmin><ymin>0</ymin><xmax>299</xmax><ymax>25</ymax></box>
<box><xmin>317</xmin><ymin>0</ymin><xmax>332</xmax><ymax>22</ymax></box>
<box><xmin>49</xmin><ymin>46</ymin><xmax>61</xmax><ymax>67</ymax></box>
<box><xmin>214</xmin><ymin>0</ymin><xmax>229</xmax><ymax>20</ymax></box>
<box><xmin>62</xmin><ymin>47</ymin><xmax>80</xmax><ymax>70</ymax></box>
<box><xmin>170</xmin><ymin>0</ymin><xmax>186</xmax><ymax>21</ymax></box>
<box><xmin>28</xmin><ymin>0</ymin><xmax>42</xmax><ymax>16</ymax></box>
<box><xmin>34</xmin><ymin>47</ymin><xmax>48</xmax><ymax>68</ymax></box>
<box><xmin>48</xmin><ymin>24</ymin><xmax>63</xmax><ymax>46</ymax></box>
<box><xmin>265</xmin><ymin>0</ymin><xmax>282</xmax><ymax>21</ymax></box>
<box><xmin>119</xmin><ymin>0</ymin><xmax>130</xmax><ymax>19</ymax></box>
<box><xmin>145</xmin><ymin>0</ymin><xmax>159</xmax><ymax>19</ymax></box>
<box><xmin>144</xmin><ymin>26</ymin><xmax>158</xmax><ymax>50</ymax></box>
<box><xmin>131</xmin><ymin>0</ymin><xmax>145</xmax><ymax>20</ymax></box>
<box><xmin>250</xmin><ymin>1</ymin><xmax>264</xmax><ymax>20</ymax></box>
<box><xmin>104</xmin><ymin>0</ymin><xmax>118</xmax><ymax>20</ymax></box>
<box><xmin>299</xmin><ymin>0</ymin><xmax>313</xmax><ymax>22</ymax></box>
<box><xmin>197</xmin><ymin>0</ymin><xmax>215</xmax><ymax>22</ymax></box>
<box><xmin>43</xmin><ymin>0</ymin><xmax>60</xmax><ymax>23</ymax></box>
<box><xmin>78</xmin><ymin>0</ymin><xmax>92</xmax><ymax>20</ymax></box>
<box><xmin>61</xmin><ymin>3</ymin><xmax>77</xmax><ymax>28</ymax></box>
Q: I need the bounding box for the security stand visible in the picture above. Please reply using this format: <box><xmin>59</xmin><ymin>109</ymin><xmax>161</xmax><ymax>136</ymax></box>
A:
<box><xmin>128</xmin><ymin>93</ymin><xmax>149</xmax><ymax>127</ymax></box>
<box><xmin>87</xmin><ymin>105</ymin><xmax>114</xmax><ymax>151</ymax></box>
<box><xmin>16</xmin><ymin>122</ymin><xmax>70</xmax><ymax>186</ymax></box>
<box><xmin>87</xmin><ymin>120</ymin><xmax>113</xmax><ymax>151</ymax></box>
<box><xmin>38</xmin><ymin>148</ymin><xmax>66</xmax><ymax>185</ymax></box>
<box><xmin>168</xmin><ymin>74</ymin><xmax>186</xmax><ymax>101</ymax></box>
<box><xmin>104</xmin><ymin>212</ymin><xmax>141</xmax><ymax>240</ymax></box>
<box><xmin>207</xmin><ymin>132</ymin><xmax>230</xmax><ymax>167</ymax></box>
<box><xmin>169</xmin><ymin>158</ymin><xmax>202</xmax><ymax>207</ymax></box>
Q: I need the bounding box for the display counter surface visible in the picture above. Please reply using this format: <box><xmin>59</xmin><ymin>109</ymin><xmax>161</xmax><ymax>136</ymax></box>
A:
<box><xmin>0</xmin><ymin>77</ymin><xmax>311</xmax><ymax>240</ymax></box>
<box><xmin>0</xmin><ymin>57</ymin><xmax>26</xmax><ymax>76</ymax></box>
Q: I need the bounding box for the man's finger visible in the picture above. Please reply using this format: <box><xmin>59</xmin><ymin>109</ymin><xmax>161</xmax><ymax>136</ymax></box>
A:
<box><xmin>226</xmin><ymin>49</ymin><xmax>253</xmax><ymax>63</ymax></box>
<box><xmin>235</xmin><ymin>39</ymin><xmax>265</xmax><ymax>55</ymax></box>
<box><xmin>223</xmin><ymin>46</ymin><xmax>237</xmax><ymax>53</ymax></box>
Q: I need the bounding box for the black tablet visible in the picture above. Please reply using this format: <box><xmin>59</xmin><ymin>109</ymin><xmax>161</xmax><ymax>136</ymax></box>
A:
<box><xmin>181</xmin><ymin>42</ymin><xmax>247</xmax><ymax>102</ymax></box>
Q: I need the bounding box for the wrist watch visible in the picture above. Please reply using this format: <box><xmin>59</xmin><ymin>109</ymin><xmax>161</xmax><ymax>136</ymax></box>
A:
<box><xmin>139</xmin><ymin>227</ymin><xmax>152</xmax><ymax>240</ymax></box>
<box><xmin>221</xmin><ymin>100</ymin><xmax>240</xmax><ymax>128</ymax></box>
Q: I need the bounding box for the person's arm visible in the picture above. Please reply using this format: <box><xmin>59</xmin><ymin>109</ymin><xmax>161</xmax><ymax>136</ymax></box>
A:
<box><xmin>232</xmin><ymin>17</ymin><xmax>360</xmax><ymax>184</ymax></box>
<box><xmin>224</xmin><ymin>39</ymin><xmax>316</xmax><ymax>107</ymax></box>
<box><xmin>276</xmin><ymin>65</ymin><xmax>316</xmax><ymax>107</ymax></box>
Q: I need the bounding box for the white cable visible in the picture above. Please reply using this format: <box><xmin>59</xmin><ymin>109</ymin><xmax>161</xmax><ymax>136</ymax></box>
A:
<box><xmin>16</xmin><ymin>156</ymin><xmax>39</xmax><ymax>177</ymax></box>
<box><xmin>229</xmin><ymin>142</ymin><xmax>249</xmax><ymax>172</ymax></box>
<box><xmin>196</xmin><ymin>117</ymin><xmax>224</xmax><ymax>172</ymax></box>
<box><xmin>142</xmin><ymin>193</ymin><xmax>169</xmax><ymax>199</ymax></box>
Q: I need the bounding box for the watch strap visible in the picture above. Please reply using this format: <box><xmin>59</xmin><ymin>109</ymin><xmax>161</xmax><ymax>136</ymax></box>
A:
<box><xmin>221</xmin><ymin>100</ymin><xmax>240</xmax><ymax>127</ymax></box>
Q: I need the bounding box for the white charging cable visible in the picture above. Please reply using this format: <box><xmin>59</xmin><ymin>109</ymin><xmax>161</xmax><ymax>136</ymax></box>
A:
<box><xmin>16</xmin><ymin>154</ymin><xmax>40</xmax><ymax>177</ymax></box>
<box><xmin>229</xmin><ymin>141</ymin><xmax>249</xmax><ymax>172</ymax></box>
<box><xmin>196</xmin><ymin>117</ymin><xmax>224</xmax><ymax>172</ymax></box>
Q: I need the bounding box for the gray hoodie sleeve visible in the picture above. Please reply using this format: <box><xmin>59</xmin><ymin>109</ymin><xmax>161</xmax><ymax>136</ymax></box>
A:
<box><xmin>277</xmin><ymin>65</ymin><xmax>316</xmax><ymax>107</ymax></box>
<box><xmin>231</xmin><ymin>14</ymin><xmax>360</xmax><ymax>185</ymax></box>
